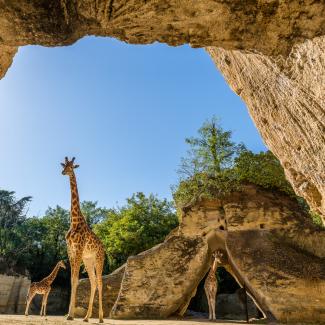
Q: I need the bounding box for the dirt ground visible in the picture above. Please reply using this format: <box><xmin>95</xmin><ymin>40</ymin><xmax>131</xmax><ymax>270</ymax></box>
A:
<box><xmin>0</xmin><ymin>315</ymin><xmax>269</xmax><ymax>325</ymax></box>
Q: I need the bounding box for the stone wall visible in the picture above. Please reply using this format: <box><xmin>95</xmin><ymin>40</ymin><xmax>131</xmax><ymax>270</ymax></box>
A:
<box><xmin>0</xmin><ymin>275</ymin><xmax>30</xmax><ymax>314</ymax></box>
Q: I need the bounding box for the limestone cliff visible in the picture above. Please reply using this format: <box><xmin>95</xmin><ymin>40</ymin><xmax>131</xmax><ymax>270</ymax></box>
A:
<box><xmin>208</xmin><ymin>37</ymin><xmax>325</xmax><ymax>222</ymax></box>
<box><xmin>76</xmin><ymin>185</ymin><xmax>325</xmax><ymax>322</ymax></box>
<box><xmin>0</xmin><ymin>1</ymin><xmax>324</xmax><ymax>220</ymax></box>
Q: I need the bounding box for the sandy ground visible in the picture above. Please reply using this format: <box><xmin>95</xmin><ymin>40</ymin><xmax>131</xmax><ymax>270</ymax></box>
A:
<box><xmin>0</xmin><ymin>315</ymin><xmax>268</xmax><ymax>325</ymax></box>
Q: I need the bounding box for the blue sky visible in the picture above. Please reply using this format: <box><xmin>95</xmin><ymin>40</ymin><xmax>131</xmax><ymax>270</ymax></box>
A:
<box><xmin>0</xmin><ymin>37</ymin><xmax>266</xmax><ymax>216</ymax></box>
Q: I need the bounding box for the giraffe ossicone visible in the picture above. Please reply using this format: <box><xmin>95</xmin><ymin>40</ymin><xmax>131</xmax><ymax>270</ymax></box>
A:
<box><xmin>61</xmin><ymin>157</ymin><xmax>105</xmax><ymax>323</ymax></box>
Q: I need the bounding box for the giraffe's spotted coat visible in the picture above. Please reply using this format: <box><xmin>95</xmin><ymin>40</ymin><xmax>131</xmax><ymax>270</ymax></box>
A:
<box><xmin>61</xmin><ymin>157</ymin><xmax>105</xmax><ymax>323</ymax></box>
<box><xmin>25</xmin><ymin>261</ymin><xmax>66</xmax><ymax>316</ymax></box>
<box><xmin>204</xmin><ymin>250</ymin><xmax>223</xmax><ymax>320</ymax></box>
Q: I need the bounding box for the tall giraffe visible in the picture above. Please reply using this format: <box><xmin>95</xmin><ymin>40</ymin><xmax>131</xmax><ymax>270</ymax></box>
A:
<box><xmin>204</xmin><ymin>250</ymin><xmax>223</xmax><ymax>320</ymax></box>
<box><xmin>61</xmin><ymin>157</ymin><xmax>105</xmax><ymax>322</ymax></box>
<box><xmin>25</xmin><ymin>260</ymin><xmax>66</xmax><ymax>316</ymax></box>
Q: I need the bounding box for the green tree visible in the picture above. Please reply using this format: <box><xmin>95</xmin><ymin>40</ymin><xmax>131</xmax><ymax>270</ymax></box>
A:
<box><xmin>174</xmin><ymin>117</ymin><xmax>244</xmax><ymax>207</ymax></box>
<box><xmin>172</xmin><ymin>117</ymin><xmax>305</xmax><ymax>210</ymax></box>
<box><xmin>17</xmin><ymin>201</ymin><xmax>106</xmax><ymax>283</ymax></box>
<box><xmin>94</xmin><ymin>193</ymin><xmax>178</xmax><ymax>271</ymax></box>
<box><xmin>233</xmin><ymin>150</ymin><xmax>295</xmax><ymax>196</ymax></box>
<box><xmin>179</xmin><ymin>116</ymin><xmax>245</xmax><ymax>178</ymax></box>
<box><xmin>81</xmin><ymin>201</ymin><xmax>108</xmax><ymax>226</ymax></box>
<box><xmin>0</xmin><ymin>190</ymin><xmax>31</xmax><ymax>264</ymax></box>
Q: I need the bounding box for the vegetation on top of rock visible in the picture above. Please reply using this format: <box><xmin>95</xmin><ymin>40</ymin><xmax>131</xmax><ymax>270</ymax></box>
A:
<box><xmin>173</xmin><ymin>116</ymin><xmax>299</xmax><ymax>208</ymax></box>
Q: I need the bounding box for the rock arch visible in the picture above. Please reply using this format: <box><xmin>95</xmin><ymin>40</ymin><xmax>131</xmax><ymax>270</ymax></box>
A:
<box><xmin>0</xmin><ymin>0</ymin><xmax>324</xmax><ymax>220</ymax></box>
<box><xmin>76</xmin><ymin>185</ymin><xmax>325</xmax><ymax>323</ymax></box>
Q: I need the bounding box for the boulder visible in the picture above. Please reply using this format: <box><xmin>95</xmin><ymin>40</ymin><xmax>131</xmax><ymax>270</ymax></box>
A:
<box><xmin>111</xmin><ymin>235</ymin><xmax>209</xmax><ymax>319</ymax></box>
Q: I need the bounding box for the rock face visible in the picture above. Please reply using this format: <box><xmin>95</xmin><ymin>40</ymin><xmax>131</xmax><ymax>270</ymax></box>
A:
<box><xmin>0</xmin><ymin>1</ymin><xmax>323</xmax><ymax>56</ymax></box>
<box><xmin>208</xmin><ymin>37</ymin><xmax>325</xmax><ymax>222</ymax></box>
<box><xmin>0</xmin><ymin>45</ymin><xmax>17</xmax><ymax>79</ymax></box>
<box><xmin>76</xmin><ymin>185</ymin><xmax>324</xmax><ymax>322</ymax></box>
<box><xmin>0</xmin><ymin>274</ymin><xmax>30</xmax><ymax>314</ymax></box>
<box><xmin>0</xmin><ymin>1</ymin><xmax>324</xmax><ymax>220</ymax></box>
<box><xmin>111</xmin><ymin>235</ymin><xmax>209</xmax><ymax>319</ymax></box>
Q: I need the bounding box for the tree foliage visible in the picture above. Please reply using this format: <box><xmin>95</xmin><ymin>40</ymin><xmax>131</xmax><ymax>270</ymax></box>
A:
<box><xmin>173</xmin><ymin>117</ymin><xmax>298</xmax><ymax>208</ymax></box>
<box><xmin>0</xmin><ymin>197</ymin><xmax>109</xmax><ymax>283</ymax></box>
<box><xmin>94</xmin><ymin>192</ymin><xmax>178</xmax><ymax>271</ymax></box>
<box><xmin>0</xmin><ymin>190</ymin><xmax>32</xmax><ymax>264</ymax></box>
<box><xmin>179</xmin><ymin>116</ymin><xmax>245</xmax><ymax>178</ymax></box>
<box><xmin>0</xmin><ymin>190</ymin><xmax>177</xmax><ymax>282</ymax></box>
<box><xmin>233</xmin><ymin>150</ymin><xmax>296</xmax><ymax>196</ymax></box>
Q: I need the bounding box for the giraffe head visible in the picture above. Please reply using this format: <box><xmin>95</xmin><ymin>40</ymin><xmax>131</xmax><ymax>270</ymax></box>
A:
<box><xmin>58</xmin><ymin>260</ymin><xmax>66</xmax><ymax>269</ymax></box>
<box><xmin>212</xmin><ymin>250</ymin><xmax>223</xmax><ymax>264</ymax></box>
<box><xmin>61</xmin><ymin>157</ymin><xmax>79</xmax><ymax>176</ymax></box>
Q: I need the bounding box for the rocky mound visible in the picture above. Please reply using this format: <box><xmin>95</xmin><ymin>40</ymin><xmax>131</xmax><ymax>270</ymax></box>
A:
<box><xmin>76</xmin><ymin>184</ymin><xmax>325</xmax><ymax>322</ymax></box>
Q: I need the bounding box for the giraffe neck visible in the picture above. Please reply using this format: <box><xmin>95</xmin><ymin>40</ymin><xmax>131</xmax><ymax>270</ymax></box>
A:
<box><xmin>211</xmin><ymin>258</ymin><xmax>218</xmax><ymax>273</ymax></box>
<box><xmin>44</xmin><ymin>262</ymin><xmax>61</xmax><ymax>285</ymax></box>
<box><xmin>69</xmin><ymin>171</ymin><xmax>85</xmax><ymax>226</ymax></box>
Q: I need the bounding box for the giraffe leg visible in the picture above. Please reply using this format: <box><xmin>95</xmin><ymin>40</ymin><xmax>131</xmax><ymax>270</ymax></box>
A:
<box><xmin>83</xmin><ymin>259</ymin><xmax>97</xmax><ymax>322</ymax></box>
<box><xmin>208</xmin><ymin>294</ymin><xmax>213</xmax><ymax>320</ymax></box>
<box><xmin>95</xmin><ymin>256</ymin><xmax>104</xmax><ymax>323</ymax></box>
<box><xmin>67</xmin><ymin>253</ymin><xmax>82</xmax><ymax>321</ymax></box>
<box><xmin>40</xmin><ymin>294</ymin><xmax>46</xmax><ymax>316</ymax></box>
<box><xmin>25</xmin><ymin>290</ymin><xmax>36</xmax><ymax>316</ymax></box>
<box><xmin>40</xmin><ymin>297</ymin><xmax>43</xmax><ymax>316</ymax></box>
<box><xmin>211</xmin><ymin>293</ymin><xmax>216</xmax><ymax>320</ymax></box>
<box><xmin>205</xmin><ymin>288</ymin><xmax>211</xmax><ymax>320</ymax></box>
<box><xmin>43</xmin><ymin>289</ymin><xmax>51</xmax><ymax>317</ymax></box>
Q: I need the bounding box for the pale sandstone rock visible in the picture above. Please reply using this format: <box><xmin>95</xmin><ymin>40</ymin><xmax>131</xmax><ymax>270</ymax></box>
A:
<box><xmin>0</xmin><ymin>45</ymin><xmax>17</xmax><ymax>79</ymax></box>
<box><xmin>0</xmin><ymin>1</ymin><xmax>324</xmax><ymax>220</ymax></box>
<box><xmin>76</xmin><ymin>185</ymin><xmax>324</xmax><ymax>322</ymax></box>
<box><xmin>111</xmin><ymin>235</ymin><xmax>210</xmax><ymax>319</ymax></box>
<box><xmin>207</xmin><ymin>37</ymin><xmax>325</xmax><ymax>223</ymax></box>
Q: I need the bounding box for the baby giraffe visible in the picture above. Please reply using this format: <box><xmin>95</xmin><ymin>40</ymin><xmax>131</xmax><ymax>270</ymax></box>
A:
<box><xmin>204</xmin><ymin>250</ymin><xmax>223</xmax><ymax>320</ymax></box>
<box><xmin>25</xmin><ymin>260</ymin><xmax>66</xmax><ymax>316</ymax></box>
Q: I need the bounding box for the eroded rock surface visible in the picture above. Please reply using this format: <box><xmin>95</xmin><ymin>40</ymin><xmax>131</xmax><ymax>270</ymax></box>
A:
<box><xmin>111</xmin><ymin>235</ymin><xmax>210</xmax><ymax>319</ymax></box>
<box><xmin>0</xmin><ymin>1</ymin><xmax>324</xmax><ymax>220</ymax></box>
<box><xmin>0</xmin><ymin>45</ymin><xmax>17</xmax><ymax>79</ymax></box>
<box><xmin>208</xmin><ymin>37</ymin><xmax>325</xmax><ymax>222</ymax></box>
<box><xmin>1</xmin><ymin>1</ymin><xmax>323</xmax><ymax>56</ymax></box>
<box><xmin>80</xmin><ymin>185</ymin><xmax>324</xmax><ymax>322</ymax></box>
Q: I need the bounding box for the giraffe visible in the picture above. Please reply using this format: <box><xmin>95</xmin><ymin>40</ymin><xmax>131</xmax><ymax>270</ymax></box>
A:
<box><xmin>61</xmin><ymin>157</ymin><xmax>105</xmax><ymax>323</ymax></box>
<box><xmin>24</xmin><ymin>260</ymin><xmax>66</xmax><ymax>316</ymax></box>
<box><xmin>204</xmin><ymin>250</ymin><xmax>223</xmax><ymax>320</ymax></box>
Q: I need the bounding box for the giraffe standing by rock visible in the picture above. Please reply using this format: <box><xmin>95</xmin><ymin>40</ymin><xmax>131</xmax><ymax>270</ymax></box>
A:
<box><xmin>61</xmin><ymin>157</ymin><xmax>105</xmax><ymax>322</ymax></box>
<box><xmin>204</xmin><ymin>250</ymin><xmax>223</xmax><ymax>320</ymax></box>
<box><xmin>24</xmin><ymin>260</ymin><xmax>66</xmax><ymax>316</ymax></box>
